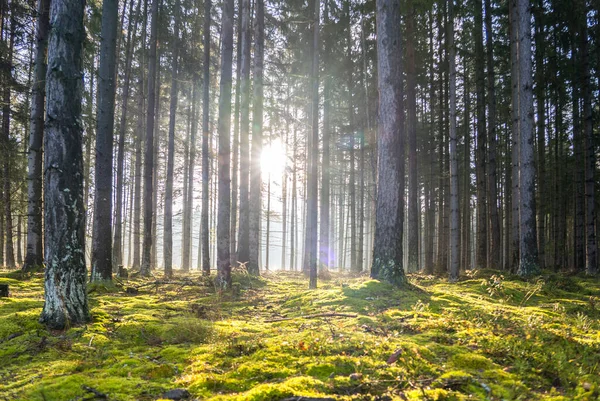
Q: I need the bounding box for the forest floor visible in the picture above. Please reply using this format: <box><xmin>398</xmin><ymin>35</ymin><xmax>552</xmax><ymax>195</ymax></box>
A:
<box><xmin>0</xmin><ymin>268</ymin><xmax>599</xmax><ymax>401</ymax></box>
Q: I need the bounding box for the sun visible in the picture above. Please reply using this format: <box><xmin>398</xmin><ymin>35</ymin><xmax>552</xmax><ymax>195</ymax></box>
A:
<box><xmin>261</xmin><ymin>138</ymin><xmax>286</xmax><ymax>177</ymax></box>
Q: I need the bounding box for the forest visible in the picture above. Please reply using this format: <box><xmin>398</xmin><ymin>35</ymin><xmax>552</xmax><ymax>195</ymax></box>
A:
<box><xmin>0</xmin><ymin>0</ymin><xmax>599</xmax><ymax>398</ymax></box>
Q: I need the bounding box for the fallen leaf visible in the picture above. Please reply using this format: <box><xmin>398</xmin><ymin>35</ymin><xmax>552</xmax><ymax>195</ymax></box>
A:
<box><xmin>387</xmin><ymin>348</ymin><xmax>403</xmax><ymax>364</ymax></box>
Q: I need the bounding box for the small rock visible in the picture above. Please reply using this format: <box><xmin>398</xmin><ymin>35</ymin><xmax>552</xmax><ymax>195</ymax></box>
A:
<box><xmin>583</xmin><ymin>382</ymin><xmax>592</xmax><ymax>391</ymax></box>
<box><xmin>125</xmin><ymin>287</ymin><xmax>139</xmax><ymax>295</ymax></box>
<box><xmin>162</xmin><ymin>388</ymin><xmax>190</xmax><ymax>400</ymax></box>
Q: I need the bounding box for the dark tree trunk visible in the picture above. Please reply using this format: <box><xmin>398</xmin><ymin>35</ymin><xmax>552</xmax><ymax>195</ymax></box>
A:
<box><xmin>216</xmin><ymin>0</ymin><xmax>234</xmax><ymax>288</ymax></box>
<box><xmin>91</xmin><ymin>0</ymin><xmax>120</xmax><ymax>282</ymax></box>
<box><xmin>230</xmin><ymin>1</ymin><xmax>242</xmax><ymax>268</ymax></box>
<box><xmin>163</xmin><ymin>0</ymin><xmax>182</xmax><ymax>277</ymax></box>
<box><xmin>141</xmin><ymin>0</ymin><xmax>160</xmax><ymax>276</ymax></box>
<box><xmin>406</xmin><ymin>2</ymin><xmax>418</xmax><ymax>273</ymax></box>
<box><xmin>248</xmin><ymin>0</ymin><xmax>264</xmax><ymax>276</ymax></box>
<box><xmin>41</xmin><ymin>0</ymin><xmax>89</xmax><ymax>329</ymax></box>
<box><xmin>448</xmin><ymin>0</ymin><xmax>459</xmax><ymax>281</ymax></box>
<box><xmin>509</xmin><ymin>0</ymin><xmax>519</xmax><ymax>272</ymax></box>
<box><xmin>201</xmin><ymin>0</ymin><xmax>211</xmax><ymax>275</ymax></box>
<box><xmin>24</xmin><ymin>0</ymin><xmax>50</xmax><ymax>271</ymax></box>
<box><xmin>371</xmin><ymin>0</ymin><xmax>406</xmax><ymax>286</ymax></box>
<box><xmin>319</xmin><ymin>0</ymin><xmax>331</xmax><ymax>271</ymax></box>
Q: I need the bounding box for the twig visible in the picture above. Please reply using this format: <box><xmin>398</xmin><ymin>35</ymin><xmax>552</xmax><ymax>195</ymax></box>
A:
<box><xmin>265</xmin><ymin>313</ymin><xmax>358</xmax><ymax>323</ymax></box>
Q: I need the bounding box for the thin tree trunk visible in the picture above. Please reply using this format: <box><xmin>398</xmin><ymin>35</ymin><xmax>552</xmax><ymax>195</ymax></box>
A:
<box><xmin>24</xmin><ymin>0</ymin><xmax>50</xmax><ymax>271</ymax></box>
<box><xmin>406</xmin><ymin>1</ymin><xmax>418</xmax><ymax>273</ymax></box>
<box><xmin>216</xmin><ymin>0</ymin><xmax>234</xmax><ymax>288</ymax></box>
<box><xmin>230</xmin><ymin>1</ymin><xmax>242</xmax><ymax>268</ymax></box>
<box><xmin>509</xmin><ymin>0</ymin><xmax>520</xmax><ymax>272</ymax></box>
<box><xmin>448</xmin><ymin>0</ymin><xmax>459</xmax><ymax>281</ymax></box>
<box><xmin>201</xmin><ymin>0</ymin><xmax>211</xmax><ymax>275</ymax></box>
<box><xmin>141</xmin><ymin>0</ymin><xmax>160</xmax><ymax>276</ymax></box>
<box><xmin>41</xmin><ymin>0</ymin><xmax>89</xmax><ymax>329</ymax></box>
<box><xmin>163</xmin><ymin>0</ymin><xmax>182</xmax><ymax>277</ymax></box>
<box><xmin>319</xmin><ymin>0</ymin><xmax>331</xmax><ymax>272</ymax></box>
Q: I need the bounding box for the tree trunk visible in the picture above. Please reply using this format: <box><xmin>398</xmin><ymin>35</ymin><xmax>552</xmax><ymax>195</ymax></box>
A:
<box><xmin>113</xmin><ymin>0</ymin><xmax>141</xmax><ymax>270</ymax></box>
<box><xmin>509</xmin><ymin>0</ymin><xmax>519</xmax><ymax>272</ymax></box>
<box><xmin>24</xmin><ymin>0</ymin><xmax>50</xmax><ymax>271</ymax></box>
<box><xmin>163</xmin><ymin>0</ymin><xmax>182</xmax><ymax>277</ymax></box>
<box><xmin>230</xmin><ymin>2</ymin><xmax>242</xmax><ymax>268</ymax></box>
<box><xmin>91</xmin><ymin>0</ymin><xmax>120</xmax><ymax>282</ymax></box>
<box><xmin>237</xmin><ymin>0</ymin><xmax>251</xmax><ymax>266</ymax></box>
<box><xmin>516</xmin><ymin>0</ymin><xmax>539</xmax><ymax>276</ymax></box>
<box><xmin>448</xmin><ymin>0</ymin><xmax>459</xmax><ymax>281</ymax></box>
<box><xmin>406</xmin><ymin>2</ymin><xmax>418</xmax><ymax>273</ymax></box>
<box><xmin>216</xmin><ymin>0</ymin><xmax>234</xmax><ymax>288</ymax></box>
<box><xmin>41</xmin><ymin>0</ymin><xmax>89</xmax><ymax>329</ymax></box>
<box><xmin>201</xmin><ymin>0</ymin><xmax>211</xmax><ymax>275</ymax></box>
<box><xmin>319</xmin><ymin>0</ymin><xmax>331</xmax><ymax>272</ymax></box>
<box><xmin>141</xmin><ymin>0</ymin><xmax>160</xmax><ymax>276</ymax></box>
<box><xmin>484</xmin><ymin>0</ymin><xmax>500</xmax><ymax>269</ymax></box>
<box><xmin>248</xmin><ymin>0</ymin><xmax>264</xmax><ymax>276</ymax></box>
<box><xmin>371</xmin><ymin>0</ymin><xmax>406</xmax><ymax>286</ymax></box>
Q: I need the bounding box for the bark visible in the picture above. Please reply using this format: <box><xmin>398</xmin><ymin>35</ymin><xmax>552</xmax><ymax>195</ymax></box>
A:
<box><xmin>406</xmin><ymin>2</ymin><xmax>418</xmax><ymax>273</ymax></box>
<box><xmin>516</xmin><ymin>0</ymin><xmax>539</xmax><ymax>276</ymax></box>
<box><xmin>448</xmin><ymin>0</ymin><xmax>459</xmax><ymax>281</ymax></box>
<box><xmin>163</xmin><ymin>0</ymin><xmax>182</xmax><ymax>277</ymax></box>
<box><xmin>248</xmin><ymin>0</ymin><xmax>264</xmax><ymax>276</ymax></box>
<box><xmin>24</xmin><ymin>0</ymin><xmax>50</xmax><ymax>271</ymax></box>
<box><xmin>141</xmin><ymin>0</ymin><xmax>160</xmax><ymax>276</ymax></box>
<box><xmin>200</xmin><ymin>0</ymin><xmax>211</xmax><ymax>274</ymax></box>
<box><xmin>474</xmin><ymin>0</ymin><xmax>487</xmax><ymax>270</ymax></box>
<box><xmin>236</xmin><ymin>0</ymin><xmax>251</xmax><ymax>266</ymax></box>
<box><xmin>290</xmin><ymin>118</ymin><xmax>297</xmax><ymax>271</ymax></box>
<box><xmin>216</xmin><ymin>0</ymin><xmax>234</xmax><ymax>288</ymax></box>
<box><xmin>371</xmin><ymin>0</ymin><xmax>406</xmax><ymax>286</ymax></box>
<box><xmin>183</xmin><ymin>78</ymin><xmax>199</xmax><ymax>272</ymax></box>
<box><xmin>424</xmin><ymin>9</ymin><xmax>435</xmax><ymax>275</ymax></box>
<box><xmin>91</xmin><ymin>0</ymin><xmax>120</xmax><ymax>282</ymax></box>
<box><xmin>484</xmin><ymin>0</ymin><xmax>500</xmax><ymax>269</ymax></box>
<box><xmin>113</xmin><ymin>0</ymin><xmax>141</xmax><ymax>269</ymax></box>
<box><xmin>41</xmin><ymin>0</ymin><xmax>89</xmax><ymax>329</ymax></box>
<box><xmin>345</xmin><ymin>1</ymin><xmax>357</xmax><ymax>273</ymax></box>
<box><xmin>319</xmin><ymin>0</ymin><xmax>331</xmax><ymax>271</ymax></box>
<box><xmin>509</xmin><ymin>0</ymin><xmax>519</xmax><ymax>272</ymax></box>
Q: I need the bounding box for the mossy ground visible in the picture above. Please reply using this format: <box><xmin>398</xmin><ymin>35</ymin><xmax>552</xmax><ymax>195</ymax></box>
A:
<box><xmin>1</xmin><ymin>269</ymin><xmax>599</xmax><ymax>400</ymax></box>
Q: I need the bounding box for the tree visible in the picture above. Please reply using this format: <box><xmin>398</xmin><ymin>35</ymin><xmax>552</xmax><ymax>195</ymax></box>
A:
<box><xmin>40</xmin><ymin>0</ymin><xmax>89</xmax><ymax>329</ymax></box>
<box><xmin>406</xmin><ymin>0</ymin><xmax>418</xmax><ymax>273</ymax></box>
<box><xmin>23</xmin><ymin>0</ymin><xmax>50</xmax><ymax>271</ymax></box>
<box><xmin>91</xmin><ymin>0</ymin><xmax>120</xmax><ymax>282</ymax></box>
<box><xmin>516</xmin><ymin>0</ymin><xmax>539</xmax><ymax>277</ymax></box>
<box><xmin>201</xmin><ymin>0</ymin><xmax>211</xmax><ymax>275</ymax></box>
<box><xmin>319</xmin><ymin>0</ymin><xmax>331</xmax><ymax>271</ymax></box>
<box><xmin>163</xmin><ymin>0</ymin><xmax>182</xmax><ymax>278</ymax></box>
<box><xmin>216</xmin><ymin>0</ymin><xmax>235</xmax><ymax>289</ymax></box>
<box><xmin>371</xmin><ymin>0</ymin><xmax>406</xmax><ymax>286</ymax></box>
<box><xmin>448</xmin><ymin>0</ymin><xmax>458</xmax><ymax>281</ymax></box>
<box><xmin>248</xmin><ymin>0</ymin><xmax>264</xmax><ymax>276</ymax></box>
<box><xmin>141</xmin><ymin>0</ymin><xmax>160</xmax><ymax>276</ymax></box>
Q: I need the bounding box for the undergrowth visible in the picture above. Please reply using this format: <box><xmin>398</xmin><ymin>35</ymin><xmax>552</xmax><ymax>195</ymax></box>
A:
<box><xmin>0</xmin><ymin>269</ymin><xmax>599</xmax><ymax>400</ymax></box>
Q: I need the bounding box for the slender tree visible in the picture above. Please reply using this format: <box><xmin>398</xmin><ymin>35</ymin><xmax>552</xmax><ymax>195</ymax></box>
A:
<box><xmin>23</xmin><ymin>0</ymin><xmax>50</xmax><ymax>271</ymax></box>
<box><xmin>448</xmin><ymin>0</ymin><xmax>459</xmax><ymax>281</ymax></box>
<box><xmin>406</xmin><ymin>0</ymin><xmax>418</xmax><ymax>273</ymax></box>
<box><xmin>201</xmin><ymin>0</ymin><xmax>211</xmax><ymax>275</ymax></box>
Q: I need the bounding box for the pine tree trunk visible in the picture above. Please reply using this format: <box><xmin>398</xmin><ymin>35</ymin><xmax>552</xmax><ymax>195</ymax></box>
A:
<box><xmin>237</xmin><ymin>0</ymin><xmax>251</xmax><ymax>266</ymax></box>
<box><xmin>534</xmin><ymin>0</ymin><xmax>546</xmax><ymax>270</ymax></box>
<box><xmin>141</xmin><ymin>0</ymin><xmax>160</xmax><ymax>276</ymax></box>
<box><xmin>216</xmin><ymin>0</ymin><xmax>234</xmax><ymax>288</ymax></box>
<box><xmin>474</xmin><ymin>0</ymin><xmax>487</xmax><ymax>270</ymax></box>
<box><xmin>24</xmin><ymin>0</ymin><xmax>50</xmax><ymax>271</ymax></box>
<box><xmin>406</xmin><ymin>2</ymin><xmax>418</xmax><ymax>273</ymax></box>
<box><xmin>201</xmin><ymin>0</ymin><xmax>211</xmax><ymax>275</ymax></box>
<box><xmin>290</xmin><ymin>118</ymin><xmax>297</xmax><ymax>271</ymax></box>
<box><xmin>371</xmin><ymin>0</ymin><xmax>406</xmax><ymax>286</ymax></box>
<box><xmin>319</xmin><ymin>0</ymin><xmax>331</xmax><ymax>272</ymax></box>
<box><xmin>448</xmin><ymin>0</ymin><xmax>459</xmax><ymax>281</ymax></box>
<box><xmin>41</xmin><ymin>0</ymin><xmax>89</xmax><ymax>329</ymax></box>
<box><xmin>163</xmin><ymin>0</ymin><xmax>182</xmax><ymax>277</ymax></box>
<box><xmin>113</xmin><ymin>0</ymin><xmax>140</xmax><ymax>270</ymax></box>
<box><xmin>484</xmin><ymin>0</ymin><xmax>500</xmax><ymax>269</ymax></box>
<box><xmin>230</xmin><ymin>3</ymin><xmax>242</xmax><ymax>268</ymax></box>
<box><xmin>517</xmin><ymin>0</ymin><xmax>539</xmax><ymax>276</ymax></box>
<box><xmin>509</xmin><ymin>0</ymin><xmax>520</xmax><ymax>272</ymax></box>
<box><xmin>248</xmin><ymin>0</ymin><xmax>264</xmax><ymax>276</ymax></box>
<box><xmin>91</xmin><ymin>0</ymin><xmax>120</xmax><ymax>282</ymax></box>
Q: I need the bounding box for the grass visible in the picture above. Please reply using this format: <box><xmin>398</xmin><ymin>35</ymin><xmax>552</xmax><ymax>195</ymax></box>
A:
<box><xmin>0</xmin><ymin>268</ymin><xmax>599</xmax><ymax>400</ymax></box>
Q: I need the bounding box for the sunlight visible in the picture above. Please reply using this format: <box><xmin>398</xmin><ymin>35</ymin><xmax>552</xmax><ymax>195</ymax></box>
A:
<box><xmin>260</xmin><ymin>138</ymin><xmax>286</xmax><ymax>177</ymax></box>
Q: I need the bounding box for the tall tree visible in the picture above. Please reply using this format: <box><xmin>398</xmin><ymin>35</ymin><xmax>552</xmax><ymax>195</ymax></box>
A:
<box><xmin>448</xmin><ymin>0</ymin><xmax>459</xmax><ymax>281</ymax></box>
<box><xmin>216</xmin><ymin>0</ymin><xmax>234</xmax><ymax>288</ymax></box>
<box><xmin>141</xmin><ymin>0</ymin><xmax>160</xmax><ymax>276</ymax></box>
<box><xmin>201</xmin><ymin>0</ymin><xmax>211</xmax><ymax>274</ymax></box>
<box><xmin>91</xmin><ymin>0</ymin><xmax>120</xmax><ymax>282</ymax></box>
<box><xmin>40</xmin><ymin>0</ymin><xmax>89</xmax><ymax>328</ymax></box>
<box><xmin>237</xmin><ymin>0</ymin><xmax>251</xmax><ymax>266</ymax></box>
<box><xmin>516</xmin><ymin>0</ymin><xmax>539</xmax><ymax>277</ymax></box>
<box><xmin>23</xmin><ymin>0</ymin><xmax>50</xmax><ymax>271</ymax></box>
<box><xmin>163</xmin><ymin>0</ymin><xmax>182</xmax><ymax>278</ymax></box>
<box><xmin>248</xmin><ymin>0</ymin><xmax>264</xmax><ymax>276</ymax></box>
<box><xmin>509</xmin><ymin>0</ymin><xmax>519</xmax><ymax>271</ymax></box>
<box><xmin>319</xmin><ymin>0</ymin><xmax>331</xmax><ymax>271</ymax></box>
<box><xmin>406</xmin><ymin>0</ymin><xmax>418</xmax><ymax>273</ymax></box>
<box><xmin>371</xmin><ymin>0</ymin><xmax>406</xmax><ymax>286</ymax></box>
<box><xmin>230</xmin><ymin>1</ymin><xmax>242</xmax><ymax>268</ymax></box>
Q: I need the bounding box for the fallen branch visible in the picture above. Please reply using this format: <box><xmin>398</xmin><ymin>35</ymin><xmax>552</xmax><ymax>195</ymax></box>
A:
<box><xmin>265</xmin><ymin>313</ymin><xmax>358</xmax><ymax>323</ymax></box>
<box><xmin>82</xmin><ymin>385</ymin><xmax>107</xmax><ymax>399</ymax></box>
